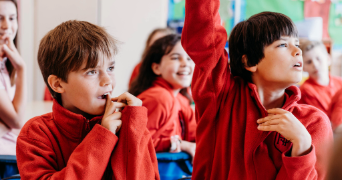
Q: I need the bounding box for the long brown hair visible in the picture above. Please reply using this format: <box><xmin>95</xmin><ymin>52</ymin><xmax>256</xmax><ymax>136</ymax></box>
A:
<box><xmin>129</xmin><ymin>34</ymin><xmax>193</xmax><ymax>104</ymax></box>
<box><xmin>140</xmin><ymin>28</ymin><xmax>175</xmax><ymax>61</ymax></box>
<box><xmin>2</xmin><ymin>0</ymin><xmax>18</xmax><ymax>86</ymax></box>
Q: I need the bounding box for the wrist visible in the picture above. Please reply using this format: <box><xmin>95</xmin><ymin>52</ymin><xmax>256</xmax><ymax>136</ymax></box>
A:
<box><xmin>291</xmin><ymin>133</ymin><xmax>312</xmax><ymax>157</ymax></box>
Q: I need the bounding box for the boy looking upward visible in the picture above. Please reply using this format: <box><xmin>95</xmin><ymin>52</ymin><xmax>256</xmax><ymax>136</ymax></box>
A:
<box><xmin>181</xmin><ymin>0</ymin><xmax>333</xmax><ymax>179</ymax></box>
<box><xmin>299</xmin><ymin>40</ymin><xmax>342</xmax><ymax>115</ymax></box>
<box><xmin>16</xmin><ymin>20</ymin><xmax>160</xmax><ymax>180</ymax></box>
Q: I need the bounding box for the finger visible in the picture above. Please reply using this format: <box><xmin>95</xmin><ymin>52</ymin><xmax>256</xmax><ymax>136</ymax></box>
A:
<box><xmin>2</xmin><ymin>35</ymin><xmax>15</xmax><ymax>50</ymax></box>
<box><xmin>106</xmin><ymin>112</ymin><xmax>122</xmax><ymax>120</ymax></box>
<box><xmin>267</xmin><ymin>108</ymin><xmax>288</xmax><ymax>115</ymax></box>
<box><xmin>257</xmin><ymin>124</ymin><xmax>279</xmax><ymax>132</ymax></box>
<box><xmin>257</xmin><ymin>114</ymin><xmax>283</xmax><ymax>124</ymax></box>
<box><xmin>259</xmin><ymin>118</ymin><xmax>283</xmax><ymax>126</ymax></box>
<box><xmin>104</xmin><ymin>94</ymin><xmax>117</xmax><ymax>116</ymax></box>
<box><xmin>112</xmin><ymin>102</ymin><xmax>126</xmax><ymax>108</ymax></box>
<box><xmin>2</xmin><ymin>45</ymin><xmax>15</xmax><ymax>59</ymax></box>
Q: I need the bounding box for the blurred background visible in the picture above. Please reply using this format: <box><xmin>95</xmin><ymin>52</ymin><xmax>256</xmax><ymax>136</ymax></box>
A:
<box><xmin>16</xmin><ymin>0</ymin><xmax>342</xmax><ymax>102</ymax></box>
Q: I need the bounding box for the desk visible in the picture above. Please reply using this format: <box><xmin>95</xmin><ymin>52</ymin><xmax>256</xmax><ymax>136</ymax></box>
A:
<box><xmin>24</xmin><ymin>101</ymin><xmax>53</xmax><ymax>121</ymax></box>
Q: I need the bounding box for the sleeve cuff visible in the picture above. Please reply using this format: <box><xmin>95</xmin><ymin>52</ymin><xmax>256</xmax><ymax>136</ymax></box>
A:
<box><xmin>282</xmin><ymin>145</ymin><xmax>316</xmax><ymax>171</ymax></box>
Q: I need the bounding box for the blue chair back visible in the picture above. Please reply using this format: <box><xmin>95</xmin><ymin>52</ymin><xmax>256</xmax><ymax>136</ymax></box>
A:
<box><xmin>156</xmin><ymin>152</ymin><xmax>192</xmax><ymax>180</ymax></box>
<box><xmin>0</xmin><ymin>155</ymin><xmax>19</xmax><ymax>180</ymax></box>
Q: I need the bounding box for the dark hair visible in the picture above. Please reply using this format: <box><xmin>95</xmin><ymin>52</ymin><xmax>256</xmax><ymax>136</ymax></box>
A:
<box><xmin>229</xmin><ymin>11</ymin><xmax>298</xmax><ymax>82</ymax></box>
<box><xmin>129</xmin><ymin>34</ymin><xmax>193</xmax><ymax>104</ymax></box>
<box><xmin>2</xmin><ymin>0</ymin><xmax>18</xmax><ymax>86</ymax></box>
<box><xmin>141</xmin><ymin>28</ymin><xmax>175</xmax><ymax>61</ymax></box>
<box><xmin>38</xmin><ymin>20</ymin><xmax>118</xmax><ymax>100</ymax></box>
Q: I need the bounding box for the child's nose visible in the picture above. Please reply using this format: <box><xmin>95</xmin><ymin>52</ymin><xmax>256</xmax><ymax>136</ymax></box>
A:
<box><xmin>100</xmin><ymin>73</ymin><xmax>113</xmax><ymax>86</ymax></box>
<box><xmin>293</xmin><ymin>46</ymin><xmax>302</xmax><ymax>57</ymax></box>
<box><xmin>1</xmin><ymin>19</ymin><xmax>9</xmax><ymax>30</ymax></box>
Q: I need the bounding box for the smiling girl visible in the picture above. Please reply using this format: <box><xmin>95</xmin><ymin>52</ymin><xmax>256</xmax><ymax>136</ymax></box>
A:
<box><xmin>129</xmin><ymin>34</ymin><xmax>197</xmax><ymax>159</ymax></box>
<box><xmin>0</xmin><ymin>0</ymin><xmax>26</xmax><ymax>155</ymax></box>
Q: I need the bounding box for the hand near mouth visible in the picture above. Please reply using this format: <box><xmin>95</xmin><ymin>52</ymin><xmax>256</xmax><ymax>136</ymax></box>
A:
<box><xmin>111</xmin><ymin>92</ymin><xmax>142</xmax><ymax>106</ymax></box>
<box><xmin>0</xmin><ymin>34</ymin><xmax>25</xmax><ymax>70</ymax></box>
<box><xmin>101</xmin><ymin>94</ymin><xmax>126</xmax><ymax>134</ymax></box>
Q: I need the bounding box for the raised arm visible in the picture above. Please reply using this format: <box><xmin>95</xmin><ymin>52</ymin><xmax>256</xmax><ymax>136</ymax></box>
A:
<box><xmin>181</xmin><ymin>0</ymin><xmax>231</xmax><ymax>118</ymax></box>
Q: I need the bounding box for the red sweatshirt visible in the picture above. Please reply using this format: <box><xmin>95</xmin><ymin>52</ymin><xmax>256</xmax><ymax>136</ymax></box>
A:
<box><xmin>328</xmin><ymin>89</ymin><xmax>342</xmax><ymax>130</ymax></box>
<box><xmin>299</xmin><ymin>75</ymin><xmax>342</xmax><ymax>115</ymax></box>
<box><xmin>181</xmin><ymin>0</ymin><xmax>333</xmax><ymax>179</ymax></box>
<box><xmin>129</xmin><ymin>63</ymin><xmax>142</xmax><ymax>88</ymax></box>
<box><xmin>16</xmin><ymin>100</ymin><xmax>160</xmax><ymax>180</ymax></box>
<box><xmin>138</xmin><ymin>77</ymin><xmax>196</xmax><ymax>152</ymax></box>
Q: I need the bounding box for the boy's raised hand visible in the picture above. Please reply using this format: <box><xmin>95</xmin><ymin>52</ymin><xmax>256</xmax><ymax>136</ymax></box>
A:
<box><xmin>111</xmin><ymin>92</ymin><xmax>142</xmax><ymax>106</ymax></box>
<box><xmin>101</xmin><ymin>94</ymin><xmax>126</xmax><ymax>134</ymax></box>
<box><xmin>257</xmin><ymin>108</ymin><xmax>312</xmax><ymax>157</ymax></box>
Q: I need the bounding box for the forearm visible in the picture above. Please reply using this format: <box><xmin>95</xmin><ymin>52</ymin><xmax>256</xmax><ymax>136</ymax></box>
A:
<box><xmin>11</xmin><ymin>68</ymin><xmax>27</xmax><ymax>128</ymax></box>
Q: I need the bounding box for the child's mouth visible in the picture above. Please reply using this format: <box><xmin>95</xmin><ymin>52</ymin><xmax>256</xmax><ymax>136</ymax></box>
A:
<box><xmin>98</xmin><ymin>93</ymin><xmax>110</xmax><ymax>99</ymax></box>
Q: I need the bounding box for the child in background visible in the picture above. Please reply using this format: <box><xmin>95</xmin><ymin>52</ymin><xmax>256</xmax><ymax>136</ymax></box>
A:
<box><xmin>298</xmin><ymin>39</ymin><xmax>342</xmax><ymax>115</ymax></box>
<box><xmin>16</xmin><ymin>20</ymin><xmax>160</xmax><ymax>180</ymax></box>
<box><xmin>0</xmin><ymin>0</ymin><xmax>26</xmax><ymax>155</ymax></box>
<box><xmin>182</xmin><ymin>0</ymin><xmax>333</xmax><ymax>179</ymax></box>
<box><xmin>328</xmin><ymin>89</ymin><xmax>342</xmax><ymax>134</ymax></box>
<box><xmin>128</xmin><ymin>28</ymin><xmax>174</xmax><ymax>87</ymax></box>
<box><xmin>129</xmin><ymin>34</ymin><xmax>197</xmax><ymax>160</ymax></box>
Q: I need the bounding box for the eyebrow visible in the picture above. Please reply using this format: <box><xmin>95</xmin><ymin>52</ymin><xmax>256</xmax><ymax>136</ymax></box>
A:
<box><xmin>81</xmin><ymin>60</ymin><xmax>115</xmax><ymax>71</ymax></box>
<box><xmin>169</xmin><ymin>53</ymin><xmax>181</xmax><ymax>56</ymax></box>
<box><xmin>0</xmin><ymin>14</ymin><xmax>17</xmax><ymax>17</ymax></box>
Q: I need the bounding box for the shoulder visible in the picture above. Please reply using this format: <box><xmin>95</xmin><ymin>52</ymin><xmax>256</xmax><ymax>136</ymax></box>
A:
<box><xmin>138</xmin><ymin>86</ymin><xmax>174</xmax><ymax>106</ymax></box>
<box><xmin>18</xmin><ymin>113</ymin><xmax>54</xmax><ymax>145</ymax></box>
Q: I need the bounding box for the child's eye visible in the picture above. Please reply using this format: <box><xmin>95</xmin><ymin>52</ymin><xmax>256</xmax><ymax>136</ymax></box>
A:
<box><xmin>86</xmin><ymin>70</ymin><xmax>97</xmax><ymax>75</ymax></box>
<box><xmin>296</xmin><ymin>44</ymin><xmax>300</xmax><ymax>48</ymax></box>
<box><xmin>171</xmin><ymin>57</ymin><xmax>179</xmax><ymax>60</ymax></box>
<box><xmin>278</xmin><ymin>43</ymin><xmax>287</xmax><ymax>47</ymax></box>
<box><xmin>9</xmin><ymin>17</ymin><xmax>15</xmax><ymax>21</ymax></box>
<box><xmin>187</xmin><ymin>57</ymin><xmax>192</xmax><ymax>61</ymax></box>
<box><xmin>107</xmin><ymin>66</ymin><xmax>115</xmax><ymax>71</ymax></box>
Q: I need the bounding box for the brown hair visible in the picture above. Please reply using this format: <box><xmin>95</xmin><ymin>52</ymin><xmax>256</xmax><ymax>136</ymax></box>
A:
<box><xmin>1</xmin><ymin>0</ymin><xmax>18</xmax><ymax>86</ymax></box>
<box><xmin>229</xmin><ymin>11</ymin><xmax>298</xmax><ymax>82</ymax></box>
<box><xmin>299</xmin><ymin>39</ymin><xmax>327</xmax><ymax>56</ymax></box>
<box><xmin>38</xmin><ymin>20</ymin><xmax>118</xmax><ymax>101</ymax></box>
<box><xmin>140</xmin><ymin>28</ymin><xmax>175</xmax><ymax>61</ymax></box>
<box><xmin>129</xmin><ymin>34</ymin><xmax>193</xmax><ymax>104</ymax></box>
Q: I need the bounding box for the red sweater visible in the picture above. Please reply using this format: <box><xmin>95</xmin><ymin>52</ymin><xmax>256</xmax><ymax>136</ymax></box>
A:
<box><xmin>328</xmin><ymin>89</ymin><xmax>342</xmax><ymax>130</ymax></box>
<box><xmin>129</xmin><ymin>63</ymin><xmax>142</xmax><ymax>88</ymax></box>
<box><xmin>138</xmin><ymin>77</ymin><xmax>196</xmax><ymax>152</ymax></box>
<box><xmin>16</xmin><ymin>100</ymin><xmax>160</xmax><ymax>180</ymax></box>
<box><xmin>181</xmin><ymin>0</ymin><xmax>333</xmax><ymax>179</ymax></box>
<box><xmin>299</xmin><ymin>75</ymin><xmax>342</xmax><ymax>115</ymax></box>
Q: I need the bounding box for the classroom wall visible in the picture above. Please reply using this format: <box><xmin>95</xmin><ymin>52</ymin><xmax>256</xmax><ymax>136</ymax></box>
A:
<box><xmin>100</xmin><ymin>0</ymin><xmax>168</xmax><ymax>96</ymax></box>
<box><xmin>18</xmin><ymin>0</ymin><xmax>167</xmax><ymax>101</ymax></box>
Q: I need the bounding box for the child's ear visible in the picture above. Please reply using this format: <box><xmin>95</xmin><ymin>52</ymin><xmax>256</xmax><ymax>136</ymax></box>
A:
<box><xmin>47</xmin><ymin>75</ymin><xmax>65</xmax><ymax>94</ymax></box>
<box><xmin>242</xmin><ymin>55</ymin><xmax>257</xmax><ymax>73</ymax></box>
<box><xmin>151</xmin><ymin>62</ymin><xmax>162</xmax><ymax>75</ymax></box>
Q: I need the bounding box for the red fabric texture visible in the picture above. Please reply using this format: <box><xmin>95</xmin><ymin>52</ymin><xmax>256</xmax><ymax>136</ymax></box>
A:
<box><xmin>44</xmin><ymin>86</ymin><xmax>53</xmax><ymax>101</ymax></box>
<box><xmin>16</xmin><ymin>100</ymin><xmax>160</xmax><ymax>180</ymax></box>
<box><xmin>129</xmin><ymin>63</ymin><xmax>142</xmax><ymax>88</ymax></box>
<box><xmin>328</xmin><ymin>89</ymin><xmax>342</xmax><ymax>130</ymax></box>
<box><xmin>181</xmin><ymin>0</ymin><xmax>333</xmax><ymax>179</ymax></box>
<box><xmin>138</xmin><ymin>77</ymin><xmax>196</xmax><ymax>152</ymax></box>
<box><xmin>299</xmin><ymin>75</ymin><xmax>342</xmax><ymax>115</ymax></box>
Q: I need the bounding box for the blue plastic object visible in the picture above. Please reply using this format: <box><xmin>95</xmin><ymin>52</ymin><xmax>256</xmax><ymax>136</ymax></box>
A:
<box><xmin>0</xmin><ymin>155</ymin><xmax>19</xmax><ymax>180</ymax></box>
<box><xmin>156</xmin><ymin>152</ymin><xmax>192</xmax><ymax>180</ymax></box>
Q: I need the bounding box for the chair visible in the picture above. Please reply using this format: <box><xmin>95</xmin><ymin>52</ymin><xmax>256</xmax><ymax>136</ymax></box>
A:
<box><xmin>156</xmin><ymin>152</ymin><xmax>192</xmax><ymax>180</ymax></box>
<box><xmin>0</xmin><ymin>155</ymin><xmax>19</xmax><ymax>180</ymax></box>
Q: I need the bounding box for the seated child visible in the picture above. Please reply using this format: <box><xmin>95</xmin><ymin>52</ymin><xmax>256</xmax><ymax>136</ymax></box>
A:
<box><xmin>0</xmin><ymin>0</ymin><xmax>26</xmax><ymax>155</ymax></box>
<box><xmin>181</xmin><ymin>0</ymin><xmax>333</xmax><ymax>179</ymax></box>
<box><xmin>129</xmin><ymin>34</ymin><xmax>197</xmax><ymax>160</ymax></box>
<box><xmin>328</xmin><ymin>89</ymin><xmax>342</xmax><ymax>134</ymax></box>
<box><xmin>129</xmin><ymin>28</ymin><xmax>175</xmax><ymax>88</ymax></box>
<box><xmin>298</xmin><ymin>39</ymin><xmax>342</xmax><ymax>115</ymax></box>
<box><xmin>16</xmin><ymin>20</ymin><xmax>160</xmax><ymax>180</ymax></box>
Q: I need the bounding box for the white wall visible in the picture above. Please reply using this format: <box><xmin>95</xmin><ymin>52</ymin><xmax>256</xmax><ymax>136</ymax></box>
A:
<box><xmin>101</xmin><ymin>0</ymin><xmax>168</xmax><ymax>96</ymax></box>
<box><xmin>19</xmin><ymin>0</ymin><xmax>168</xmax><ymax>101</ymax></box>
